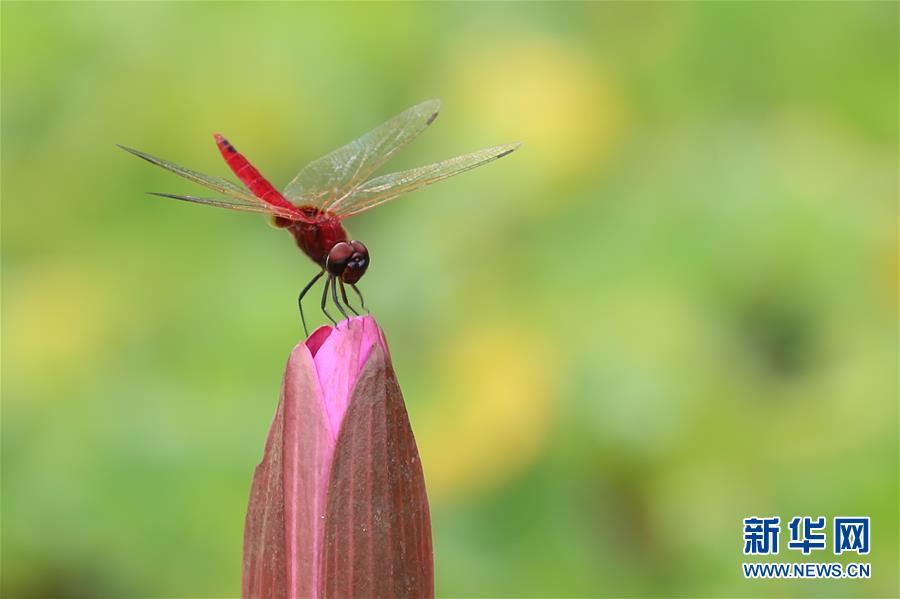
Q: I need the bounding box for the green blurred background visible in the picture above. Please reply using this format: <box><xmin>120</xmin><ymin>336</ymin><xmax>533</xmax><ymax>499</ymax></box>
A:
<box><xmin>2</xmin><ymin>2</ymin><xmax>897</xmax><ymax>597</ymax></box>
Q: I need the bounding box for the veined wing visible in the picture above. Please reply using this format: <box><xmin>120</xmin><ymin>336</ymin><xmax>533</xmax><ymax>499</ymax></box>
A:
<box><xmin>147</xmin><ymin>192</ymin><xmax>305</xmax><ymax>220</ymax></box>
<box><xmin>283</xmin><ymin>99</ymin><xmax>441</xmax><ymax>209</ymax></box>
<box><xmin>120</xmin><ymin>145</ymin><xmax>270</xmax><ymax>205</ymax></box>
<box><xmin>329</xmin><ymin>142</ymin><xmax>522</xmax><ymax>219</ymax></box>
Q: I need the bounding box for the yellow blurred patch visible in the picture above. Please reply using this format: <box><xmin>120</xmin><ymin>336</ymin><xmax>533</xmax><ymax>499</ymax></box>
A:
<box><xmin>416</xmin><ymin>323</ymin><xmax>556</xmax><ymax>501</ymax></box>
<box><xmin>444</xmin><ymin>27</ymin><xmax>624</xmax><ymax>191</ymax></box>
<box><xmin>4</xmin><ymin>263</ymin><xmax>130</xmax><ymax>396</ymax></box>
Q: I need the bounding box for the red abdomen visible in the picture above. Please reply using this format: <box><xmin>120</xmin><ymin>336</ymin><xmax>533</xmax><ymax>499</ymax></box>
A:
<box><xmin>287</xmin><ymin>208</ymin><xmax>348</xmax><ymax>266</ymax></box>
<box><xmin>214</xmin><ymin>134</ymin><xmax>298</xmax><ymax>213</ymax></box>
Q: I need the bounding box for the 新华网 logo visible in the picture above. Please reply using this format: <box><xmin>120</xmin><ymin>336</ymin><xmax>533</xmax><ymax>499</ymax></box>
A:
<box><xmin>741</xmin><ymin>516</ymin><xmax>871</xmax><ymax>579</ymax></box>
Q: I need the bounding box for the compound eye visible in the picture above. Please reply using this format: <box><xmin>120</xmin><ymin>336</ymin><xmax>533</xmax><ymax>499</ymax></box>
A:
<box><xmin>329</xmin><ymin>242</ymin><xmax>353</xmax><ymax>262</ymax></box>
<box><xmin>326</xmin><ymin>242</ymin><xmax>354</xmax><ymax>275</ymax></box>
<box><xmin>349</xmin><ymin>240</ymin><xmax>368</xmax><ymax>256</ymax></box>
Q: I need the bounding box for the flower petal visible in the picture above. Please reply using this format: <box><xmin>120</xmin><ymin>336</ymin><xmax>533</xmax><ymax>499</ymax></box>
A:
<box><xmin>312</xmin><ymin>317</ymin><xmax>382</xmax><ymax>440</ymax></box>
<box><xmin>243</xmin><ymin>342</ymin><xmax>333</xmax><ymax>599</ymax></box>
<box><xmin>319</xmin><ymin>339</ymin><xmax>434</xmax><ymax>598</ymax></box>
<box><xmin>305</xmin><ymin>325</ymin><xmax>333</xmax><ymax>357</ymax></box>
<box><xmin>243</xmin><ymin>317</ymin><xmax>431</xmax><ymax>599</ymax></box>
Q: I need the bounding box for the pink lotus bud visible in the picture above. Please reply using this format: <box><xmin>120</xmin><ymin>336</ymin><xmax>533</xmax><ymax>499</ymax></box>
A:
<box><xmin>243</xmin><ymin>316</ymin><xmax>433</xmax><ymax>599</ymax></box>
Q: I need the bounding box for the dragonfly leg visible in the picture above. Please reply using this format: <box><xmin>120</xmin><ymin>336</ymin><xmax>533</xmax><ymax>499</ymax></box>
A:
<box><xmin>298</xmin><ymin>270</ymin><xmax>325</xmax><ymax>337</ymax></box>
<box><xmin>320</xmin><ymin>276</ymin><xmax>337</xmax><ymax>326</ymax></box>
<box><xmin>331</xmin><ymin>276</ymin><xmax>350</xmax><ymax>324</ymax></box>
<box><xmin>339</xmin><ymin>280</ymin><xmax>360</xmax><ymax>316</ymax></box>
<box><xmin>350</xmin><ymin>283</ymin><xmax>369</xmax><ymax>314</ymax></box>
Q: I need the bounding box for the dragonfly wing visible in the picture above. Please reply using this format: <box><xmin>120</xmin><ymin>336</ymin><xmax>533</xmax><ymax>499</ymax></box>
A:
<box><xmin>283</xmin><ymin>99</ymin><xmax>441</xmax><ymax>209</ymax></box>
<box><xmin>120</xmin><ymin>145</ymin><xmax>266</xmax><ymax>204</ymax></box>
<box><xmin>148</xmin><ymin>192</ymin><xmax>305</xmax><ymax>220</ymax></box>
<box><xmin>330</xmin><ymin>142</ymin><xmax>522</xmax><ymax>219</ymax></box>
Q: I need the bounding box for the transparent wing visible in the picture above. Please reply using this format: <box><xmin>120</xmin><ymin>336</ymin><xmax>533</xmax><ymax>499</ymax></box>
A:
<box><xmin>147</xmin><ymin>192</ymin><xmax>305</xmax><ymax>220</ymax></box>
<box><xmin>283</xmin><ymin>99</ymin><xmax>441</xmax><ymax>209</ymax></box>
<box><xmin>119</xmin><ymin>145</ymin><xmax>267</xmax><ymax>205</ymax></box>
<box><xmin>329</xmin><ymin>142</ymin><xmax>522</xmax><ymax>219</ymax></box>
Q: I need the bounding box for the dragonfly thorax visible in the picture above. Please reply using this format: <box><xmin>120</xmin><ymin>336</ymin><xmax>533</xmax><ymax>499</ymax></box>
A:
<box><xmin>285</xmin><ymin>208</ymin><xmax>350</xmax><ymax>267</ymax></box>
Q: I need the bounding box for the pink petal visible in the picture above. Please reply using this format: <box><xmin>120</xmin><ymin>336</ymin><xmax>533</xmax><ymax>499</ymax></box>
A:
<box><xmin>312</xmin><ymin>317</ymin><xmax>382</xmax><ymax>440</ymax></box>
<box><xmin>242</xmin><ymin>396</ymin><xmax>288</xmax><ymax>599</ymax></box>
<box><xmin>319</xmin><ymin>338</ymin><xmax>434</xmax><ymax>598</ymax></box>
<box><xmin>305</xmin><ymin>325</ymin><xmax>333</xmax><ymax>357</ymax></box>
<box><xmin>243</xmin><ymin>316</ymin><xmax>431</xmax><ymax>599</ymax></box>
<box><xmin>244</xmin><ymin>343</ymin><xmax>331</xmax><ymax>599</ymax></box>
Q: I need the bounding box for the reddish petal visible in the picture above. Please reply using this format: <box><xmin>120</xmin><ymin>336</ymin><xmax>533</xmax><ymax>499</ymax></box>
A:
<box><xmin>319</xmin><ymin>340</ymin><xmax>434</xmax><ymax>598</ymax></box>
<box><xmin>312</xmin><ymin>317</ymin><xmax>381</xmax><ymax>439</ymax></box>
<box><xmin>244</xmin><ymin>317</ymin><xmax>430</xmax><ymax>599</ymax></box>
<box><xmin>243</xmin><ymin>343</ymin><xmax>333</xmax><ymax>599</ymax></box>
<box><xmin>242</xmin><ymin>399</ymin><xmax>288</xmax><ymax>599</ymax></box>
<box><xmin>305</xmin><ymin>325</ymin><xmax>334</xmax><ymax>357</ymax></box>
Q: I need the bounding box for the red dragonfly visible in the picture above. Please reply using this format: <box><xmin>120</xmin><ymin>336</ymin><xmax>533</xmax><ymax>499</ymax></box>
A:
<box><xmin>120</xmin><ymin>99</ymin><xmax>519</xmax><ymax>334</ymax></box>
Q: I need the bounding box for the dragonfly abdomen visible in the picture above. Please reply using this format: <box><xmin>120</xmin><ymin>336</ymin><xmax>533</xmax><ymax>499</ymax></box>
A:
<box><xmin>214</xmin><ymin>134</ymin><xmax>296</xmax><ymax>211</ymax></box>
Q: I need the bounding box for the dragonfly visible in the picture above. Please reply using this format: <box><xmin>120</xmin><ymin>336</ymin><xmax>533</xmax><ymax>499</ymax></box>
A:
<box><xmin>119</xmin><ymin>99</ymin><xmax>520</xmax><ymax>335</ymax></box>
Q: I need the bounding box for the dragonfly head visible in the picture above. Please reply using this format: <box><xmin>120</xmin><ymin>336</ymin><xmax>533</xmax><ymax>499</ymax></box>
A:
<box><xmin>326</xmin><ymin>240</ymin><xmax>369</xmax><ymax>284</ymax></box>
